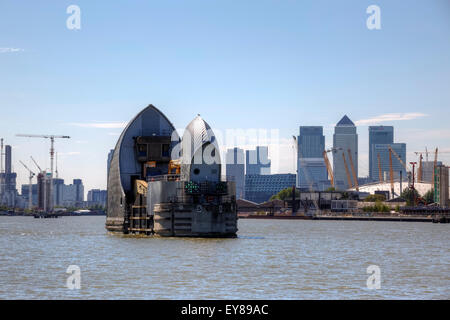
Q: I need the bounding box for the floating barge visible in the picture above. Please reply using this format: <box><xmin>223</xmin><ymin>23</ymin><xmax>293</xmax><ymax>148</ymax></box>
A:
<box><xmin>33</xmin><ymin>213</ymin><xmax>61</xmax><ymax>219</ymax></box>
<box><xmin>106</xmin><ymin>105</ymin><xmax>238</xmax><ymax>237</ymax></box>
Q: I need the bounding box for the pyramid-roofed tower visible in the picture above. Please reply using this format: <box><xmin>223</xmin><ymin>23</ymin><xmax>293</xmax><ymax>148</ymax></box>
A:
<box><xmin>336</xmin><ymin>115</ymin><xmax>355</xmax><ymax>126</ymax></box>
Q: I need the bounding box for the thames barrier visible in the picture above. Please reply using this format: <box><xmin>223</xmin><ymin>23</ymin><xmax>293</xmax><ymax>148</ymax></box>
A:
<box><xmin>106</xmin><ymin>104</ymin><xmax>238</xmax><ymax>237</ymax></box>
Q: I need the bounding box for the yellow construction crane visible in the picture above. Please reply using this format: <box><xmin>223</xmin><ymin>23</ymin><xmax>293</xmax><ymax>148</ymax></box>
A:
<box><xmin>342</xmin><ymin>152</ymin><xmax>353</xmax><ymax>188</ymax></box>
<box><xmin>377</xmin><ymin>153</ymin><xmax>383</xmax><ymax>182</ymax></box>
<box><xmin>322</xmin><ymin>150</ymin><xmax>334</xmax><ymax>188</ymax></box>
<box><xmin>389</xmin><ymin>148</ymin><xmax>394</xmax><ymax>197</ymax></box>
<box><xmin>347</xmin><ymin>149</ymin><xmax>358</xmax><ymax>192</ymax></box>
<box><xmin>388</xmin><ymin>146</ymin><xmax>408</xmax><ymax>172</ymax></box>
<box><xmin>414</xmin><ymin>148</ymin><xmax>450</xmax><ymax>184</ymax></box>
<box><xmin>322</xmin><ymin>147</ymin><xmax>342</xmax><ymax>189</ymax></box>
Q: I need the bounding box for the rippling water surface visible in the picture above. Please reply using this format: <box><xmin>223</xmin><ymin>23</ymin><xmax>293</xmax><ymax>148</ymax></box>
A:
<box><xmin>0</xmin><ymin>216</ymin><xmax>448</xmax><ymax>299</ymax></box>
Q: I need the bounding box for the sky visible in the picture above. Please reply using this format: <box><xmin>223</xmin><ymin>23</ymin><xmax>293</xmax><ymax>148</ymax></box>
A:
<box><xmin>1</xmin><ymin>0</ymin><xmax>450</xmax><ymax>197</ymax></box>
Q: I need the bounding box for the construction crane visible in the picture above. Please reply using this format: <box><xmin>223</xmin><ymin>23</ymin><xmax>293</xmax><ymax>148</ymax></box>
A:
<box><xmin>377</xmin><ymin>153</ymin><xmax>383</xmax><ymax>182</ymax></box>
<box><xmin>323</xmin><ymin>150</ymin><xmax>334</xmax><ymax>188</ymax></box>
<box><xmin>389</xmin><ymin>147</ymin><xmax>408</xmax><ymax>172</ymax></box>
<box><xmin>342</xmin><ymin>152</ymin><xmax>353</xmax><ymax>188</ymax></box>
<box><xmin>55</xmin><ymin>152</ymin><xmax>59</xmax><ymax>179</ymax></box>
<box><xmin>417</xmin><ymin>153</ymin><xmax>423</xmax><ymax>182</ymax></box>
<box><xmin>322</xmin><ymin>147</ymin><xmax>342</xmax><ymax>189</ymax></box>
<box><xmin>30</xmin><ymin>156</ymin><xmax>49</xmax><ymax>212</ymax></box>
<box><xmin>19</xmin><ymin>160</ymin><xmax>35</xmax><ymax>210</ymax></box>
<box><xmin>415</xmin><ymin>147</ymin><xmax>450</xmax><ymax>183</ymax></box>
<box><xmin>30</xmin><ymin>156</ymin><xmax>42</xmax><ymax>173</ymax></box>
<box><xmin>432</xmin><ymin>148</ymin><xmax>438</xmax><ymax>189</ymax></box>
<box><xmin>409</xmin><ymin>162</ymin><xmax>420</xmax><ymax>205</ymax></box>
<box><xmin>414</xmin><ymin>149</ymin><xmax>450</xmax><ymax>156</ymax></box>
<box><xmin>16</xmin><ymin>134</ymin><xmax>70</xmax><ymax>212</ymax></box>
<box><xmin>347</xmin><ymin>149</ymin><xmax>358</xmax><ymax>192</ymax></box>
<box><xmin>388</xmin><ymin>146</ymin><xmax>412</xmax><ymax>186</ymax></box>
<box><xmin>389</xmin><ymin>148</ymin><xmax>394</xmax><ymax>198</ymax></box>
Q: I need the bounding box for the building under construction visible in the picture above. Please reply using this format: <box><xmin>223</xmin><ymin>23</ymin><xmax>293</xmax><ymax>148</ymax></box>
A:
<box><xmin>106</xmin><ymin>105</ymin><xmax>238</xmax><ymax>237</ymax></box>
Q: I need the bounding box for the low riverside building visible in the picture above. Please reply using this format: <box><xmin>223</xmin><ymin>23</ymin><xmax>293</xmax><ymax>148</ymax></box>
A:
<box><xmin>244</xmin><ymin>173</ymin><xmax>296</xmax><ymax>204</ymax></box>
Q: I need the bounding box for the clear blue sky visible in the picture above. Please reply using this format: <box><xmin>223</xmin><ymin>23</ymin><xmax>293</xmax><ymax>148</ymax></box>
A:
<box><xmin>1</xmin><ymin>0</ymin><xmax>449</xmax><ymax>194</ymax></box>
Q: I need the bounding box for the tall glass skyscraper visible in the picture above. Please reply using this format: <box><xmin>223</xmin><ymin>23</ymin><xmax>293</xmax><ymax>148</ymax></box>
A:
<box><xmin>369</xmin><ymin>126</ymin><xmax>394</xmax><ymax>180</ymax></box>
<box><xmin>333</xmin><ymin>115</ymin><xmax>358</xmax><ymax>189</ymax></box>
<box><xmin>297</xmin><ymin>126</ymin><xmax>328</xmax><ymax>190</ymax></box>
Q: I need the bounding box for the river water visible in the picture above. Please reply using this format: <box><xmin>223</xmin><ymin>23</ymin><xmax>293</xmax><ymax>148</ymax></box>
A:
<box><xmin>0</xmin><ymin>216</ymin><xmax>448</xmax><ymax>299</ymax></box>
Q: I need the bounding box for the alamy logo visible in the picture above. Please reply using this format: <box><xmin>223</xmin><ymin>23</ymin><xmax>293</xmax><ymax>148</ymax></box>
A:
<box><xmin>366</xmin><ymin>5</ymin><xmax>381</xmax><ymax>30</ymax></box>
<box><xmin>66</xmin><ymin>265</ymin><xmax>81</xmax><ymax>290</ymax></box>
<box><xmin>366</xmin><ymin>265</ymin><xmax>381</xmax><ymax>289</ymax></box>
<box><xmin>66</xmin><ymin>5</ymin><xmax>81</xmax><ymax>30</ymax></box>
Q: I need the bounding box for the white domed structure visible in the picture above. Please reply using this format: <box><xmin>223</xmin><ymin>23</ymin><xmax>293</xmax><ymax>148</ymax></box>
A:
<box><xmin>180</xmin><ymin>115</ymin><xmax>221</xmax><ymax>183</ymax></box>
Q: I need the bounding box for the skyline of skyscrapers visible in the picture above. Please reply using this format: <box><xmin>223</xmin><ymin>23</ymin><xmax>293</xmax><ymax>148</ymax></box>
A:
<box><xmin>7</xmin><ymin>114</ymin><xmax>448</xmax><ymax>207</ymax></box>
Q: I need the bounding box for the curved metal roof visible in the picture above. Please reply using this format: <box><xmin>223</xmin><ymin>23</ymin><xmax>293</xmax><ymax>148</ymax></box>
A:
<box><xmin>181</xmin><ymin>115</ymin><xmax>219</xmax><ymax>163</ymax></box>
<box><xmin>107</xmin><ymin>104</ymin><xmax>179</xmax><ymax>219</ymax></box>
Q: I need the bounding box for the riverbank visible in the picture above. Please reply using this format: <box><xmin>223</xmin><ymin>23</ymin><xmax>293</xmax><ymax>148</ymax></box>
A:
<box><xmin>238</xmin><ymin>212</ymin><xmax>438</xmax><ymax>223</ymax></box>
<box><xmin>0</xmin><ymin>211</ymin><xmax>106</xmax><ymax>217</ymax></box>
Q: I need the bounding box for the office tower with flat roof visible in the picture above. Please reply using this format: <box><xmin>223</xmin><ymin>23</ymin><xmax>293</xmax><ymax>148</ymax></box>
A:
<box><xmin>0</xmin><ymin>144</ymin><xmax>17</xmax><ymax>207</ymax></box>
<box><xmin>246</xmin><ymin>146</ymin><xmax>271</xmax><ymax>175</ymax></box>
<box><xmin>73</xmin><ymin>179</ymin><xmax>84</xmax><ymax>202</ymax></box>
<box><xmin>297</xmin><ymin>126</ymin><xmax>327</xmax><ymax>190</ymax></box>
<box><xmin>53</xmin><ymin>178</ymin><xmax>65</xmax><ymax>206</ymax></box>
<box><xmin>87</xmin><ymin>189</ymin><xmax>107</xmax><ymax>207</ymax></box>
<box><xmin>333</xmin><ymin>115</ymin><xmax>358</xmax><ymax>189</ymax></box>
<box><xmin>226</xmin><ymin>147</ymin><xmax>245</xmax><ymax>199</ymax></box>
<box><xmin>369</xmin><ymin>126</ymin><xmax>393</xmax><ymax>180</ymax></box>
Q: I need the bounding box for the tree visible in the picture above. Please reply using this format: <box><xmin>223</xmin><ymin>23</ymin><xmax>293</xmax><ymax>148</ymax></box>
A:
<box><xmin>362</xmin><ymin>200</ymin><xmax>390</xmax><ymax>213</ymax></box>
<box><xmin>364</xmin><ymin>194</ymin><xmax>386</xmax><ymax>202</ymax></box>
<box><xmin>270</xmin><ymin>187</ymin><xmax>300</xmax><ymax>201</ymax></box>
<box><xmin>423</xmin><ymin>189</ymin><xmax>434</xmax><ymax>204</ymax></box>
<box><xmin>400</xmin><ymin>188</ymin><xmax>421</xmax><ymax>206</ymax></box>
